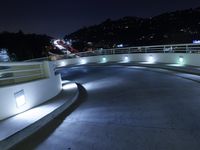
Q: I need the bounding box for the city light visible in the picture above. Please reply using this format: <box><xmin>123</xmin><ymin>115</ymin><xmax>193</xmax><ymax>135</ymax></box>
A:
<box><xmin>193</xmin><ymin>40</ymin><xmax>200</xmax><ymax>44</ymax></box>
<box><xmin>53</xmin><ymin>39</ymin><xmax>66</xmax><ymax>50</ymax></box>
<box><xmin>117</xmin><ymin>44</ymin><xmax>123</xmax><ymax>48</ymax></box>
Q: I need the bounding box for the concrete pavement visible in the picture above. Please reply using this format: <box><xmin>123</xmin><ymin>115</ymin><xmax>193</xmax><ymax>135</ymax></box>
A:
<box><xmin>13</xmin><ymin>65</ymin><xmax>200</xmax><ymax>150</ymax></box>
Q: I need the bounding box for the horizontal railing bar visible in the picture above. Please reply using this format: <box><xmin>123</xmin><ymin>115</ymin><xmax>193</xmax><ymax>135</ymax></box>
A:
<box><xmin>0</xmin><ymin>62</ymin><xmax>43</xmax><ymax>67</ymax></box>
<box><xmin>0</xmin><ymin>68</ymin><xmax>42</xmax><ymax>74</ymax></box>
<box><xmin>0</xmin><ymin>73</ymin><xmax>44</xmax><ymax>81</ymax></box>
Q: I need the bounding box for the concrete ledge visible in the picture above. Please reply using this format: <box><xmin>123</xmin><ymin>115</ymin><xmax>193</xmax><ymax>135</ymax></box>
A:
<box><xmin>126</xmin><ymin>63</ymin><xmax>200</xmax><ymax>83</ymax></box>
<box><xmin>130</xmin><ymin>63</ymin><xmax>200</xmax><ymax>76</ymax></box>
<box><xmin>57</xmin><ymin>62</ymin><xmax>200</xmax><ymax>83</ymax></box>
<box><xmin>55</xmin><ymin>53</ymin><xmax>200</xmax><ymax>67</ymax></box>
<box><xmin>58</xmin><ymin>61</ymin><xmax>200</xmax><ymax>75</ymax></box>
<box><xmin>0</xmin><ymin>61</ymin><xmax>62</xmax><ymax>120</ymax></box>
<box><xmin>0</xmin><ymin>82</ymin><xmax>79</xmax><ymax>150</ymax></box>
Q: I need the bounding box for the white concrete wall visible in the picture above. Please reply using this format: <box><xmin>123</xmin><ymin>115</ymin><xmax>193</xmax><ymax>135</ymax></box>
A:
<box><xmin>1</xmin><ymin>53</ymin><xmax>198</xmax><ymax>119</ymax></box>
<box><xmin>56</xmin><ymin>53</ymin><xmax>200</xmax><ymax>67</ymax></box>
<box><xmin>0</xmin><ymin>62</ymin><xmax>62</xmax><ymax>120</ymax></box>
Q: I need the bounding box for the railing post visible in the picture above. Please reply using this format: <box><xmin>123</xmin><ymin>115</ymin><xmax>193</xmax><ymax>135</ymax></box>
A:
<box><xmin>42</xmin><ymin>61</ymin><xmax>51</xmax><ymax>78</ymax></box>
<box><xmin>113</xmin><ymin>49</ymin><xmax>115</xmax><ymax>55</ymax></box>
<box><xmin>163</xmin><ymin>46</ymin><xmax>165</xmax><ymax>53</ymax></box>
<box><xmin>186</xmin><ymin>45</ymin><xmax>189</xmax><ymax>53</ymax></box>
<box><xmin>40</xmin><ymin>63</ymin><xmax>44</xmax><ymax>77</ymax></box>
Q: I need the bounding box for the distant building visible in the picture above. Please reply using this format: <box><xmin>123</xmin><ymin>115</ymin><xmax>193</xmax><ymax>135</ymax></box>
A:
<box><xmin>193</xmin><ymin>40</ymin><xmax>200</xmax><ymax>44</ymax></box>
<box><xmin>0</xmin><ymin>49</ymin><xmax>10</xmax><ymax>62</ymax></box>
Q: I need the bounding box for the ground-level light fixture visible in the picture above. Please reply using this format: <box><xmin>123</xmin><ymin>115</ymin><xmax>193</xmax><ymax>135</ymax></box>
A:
<box><xmin>80</xmin><ymin>59</ymin><xmax>87</xmax><ymax>65</ymax></box>
<box><xmin>102</xmin><ymin>57</ymin><xmax>107</xmax><ymax>63</ymax></box>
<box><xmin>15</xmin><ymin>90</ymin><xmax>26</xmax><ymax>108</ymax></box>
<box><xmin>124</xmin><ymin>56</ymin><xmax>129</xmax><ymax>62</ymax></box>
<box><xmin>148</xmin><ymin>55</ymin><xmax>155</xmax><ymax>63</ymax></box>
<box><xmin>178</xmin><ymin>56</ymin><xmax>184</xmax><ymax>64</ymax></box>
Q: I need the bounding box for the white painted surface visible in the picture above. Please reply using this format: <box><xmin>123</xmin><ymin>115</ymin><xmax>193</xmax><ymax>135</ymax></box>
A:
<box><xmin>0</xmin><ymin>62</ymin><xmax>62</xmax><ymax>120</ymax></box>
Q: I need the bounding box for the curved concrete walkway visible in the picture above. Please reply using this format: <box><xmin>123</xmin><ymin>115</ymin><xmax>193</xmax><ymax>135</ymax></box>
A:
<box><xmin>13</xmin><ymin>65</ymin><xmax>200</xmax><ymax>150</ymax></box>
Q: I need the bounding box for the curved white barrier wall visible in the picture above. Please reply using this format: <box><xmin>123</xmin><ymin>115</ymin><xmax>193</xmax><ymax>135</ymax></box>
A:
<box><xmin>56</xmin><ymin>53</ymin><xmax>200</xmax><ymax>67</ymax></box>
<box><xmin>0</xmin><ymin>62</ymin><xmax>62</xmax><ymax>120</ymax></box>
<box><xmin>1</xmin><ymin>53</ymin><xmax>198</xmax><ymax>120</ymax></box>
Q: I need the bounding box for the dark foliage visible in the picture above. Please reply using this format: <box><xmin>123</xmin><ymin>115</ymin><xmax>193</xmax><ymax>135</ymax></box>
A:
<box><xmin>66</xmin><ymin>7</ymin><xmax>200</xmax><ymax>50</ymax></box>
<box><xmin>1</xmin><ymin>7</ymin><xmax>200</xmax><ymax>59</ymax></box>
<box><xmin>0</xmin><ymin>31</ymin><xmax>52</xmax><ymax>61</ymax></box>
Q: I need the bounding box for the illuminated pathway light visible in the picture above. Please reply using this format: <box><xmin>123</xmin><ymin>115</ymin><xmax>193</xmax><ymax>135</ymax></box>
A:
<box><xmin>124</xmin><ymin>56</ymin><xmax>129</xmax><ymax>62</ymax></box>
<box><xmin>80</xmin><ymin>59</ymin><xmax>87</xmax><ymax>65</ymax></box>
<box><xmin>148</xmin><ymin>55</ymin><xmax>155</xmax><ymax>63</ymax></box>
<box><xmin>15</xmin><ymin>90</ymin><xmax>26</xmax><ymax>108</ymax></box>
<box><xmin>101</xmin><ymin>57</ymin><xmax>107</xmax><ymax>63</ymax></box>
<box><xmin>179</xmin><ymin>56</ymin><xmax>184</xmax><ymax>64</ymax></box>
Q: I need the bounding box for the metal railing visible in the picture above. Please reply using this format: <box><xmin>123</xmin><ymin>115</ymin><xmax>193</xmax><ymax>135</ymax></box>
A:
<box><xmin>0</xmin><ymin>62</ymin><xmax>47</xmax><ymax>86</ymax></box>
<box><xmin>1</xmin><ymin>43</ymin><xmax>199</xmax><ymax>86</ymax></box>
<box><xmin>52</xmin><ymin>43</ymin><xmax>200</xmax><ymax>60</ymax></box>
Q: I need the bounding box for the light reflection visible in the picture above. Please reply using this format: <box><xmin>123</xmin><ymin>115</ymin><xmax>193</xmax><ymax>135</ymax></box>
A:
<box><xmin>15</xmin><ymin>105</ymin><xmax>56</xmax><ymax>122</ymax></box>
<box><xmin>60</xmin><ymin>61</ymin><xmax>66</xmax><ymax>66</ymax></box>
<box><xmin>139</xmin><ymin>56</ymin><xmax>156</xmax><ymax>64</ymax></box>
<box><xmin>119</xmin><ymin>56</ymin><xmax>130</xmax><ymax>63</ymax></box>
<box><xmin>61</xmin><ymin>80</ymin><xmax>71</xmax><ymax>84</ymax></box>
<box><xmin>83</xmin><ymin>77</ymin><xmax>124</xmax><ymax>91</ymax></box>
<box><xmin>62</xmin><ymin>82</ymin><xmax>77</xmax><ymax>90</ymax></box>
<box><xmin>167</xmin><ymin>64</ymin><xmax>184</xmax><ymax>67</ymax></box>
<box><xmin>127</xmin><ymin>66</ymin><xmax>147</xmax><ymax>69</ymax></box>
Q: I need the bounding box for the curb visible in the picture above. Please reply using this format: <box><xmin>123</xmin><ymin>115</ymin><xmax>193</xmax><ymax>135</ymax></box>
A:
<box><xmin>0</xmin><ymin>83</ymin><xmax>79</xmax><ymax>150</ymax></box>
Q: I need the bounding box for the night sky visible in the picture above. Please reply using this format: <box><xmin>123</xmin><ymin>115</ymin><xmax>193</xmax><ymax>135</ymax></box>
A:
<box><xmin>0</xmin><ymin>0</ymin><xmax>200</xmax><ymax>38</ymax></box>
